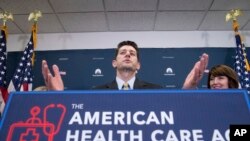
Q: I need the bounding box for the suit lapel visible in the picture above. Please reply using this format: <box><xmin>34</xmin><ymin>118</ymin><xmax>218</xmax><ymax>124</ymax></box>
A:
<box><xmin>106</xmin><ymin>80</ymin><xmax>119</xmax><ymax>89</ymax></box>
<box><xmin>134</xmin><ymin>78</ymin><xmax>145</xmax><ymax>89</ymax></box>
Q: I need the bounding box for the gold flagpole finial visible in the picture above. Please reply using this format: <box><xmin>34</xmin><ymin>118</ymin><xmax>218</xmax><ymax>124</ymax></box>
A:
<box><xmin>225</xmin><ymin>9</ymin><xmax>242</xmax><ymax>32</ymax></box>
<box><xmin>0</xmin><ymin>11</ymin><xmax>14</xmax><ymax>26</ymax></box>
<box><xmin>28</xmin><ymin>10</ymin><xmax>42</xmax><ymax>23</ymax></box>
<box><xmin>225</xmin><ymin>9</ymin><xmax>242</xmax><ymax>22</ymax></box>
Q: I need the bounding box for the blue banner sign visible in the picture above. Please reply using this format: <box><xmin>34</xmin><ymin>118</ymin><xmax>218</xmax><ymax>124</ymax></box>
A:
<box><xmin>0</xmin><ymin>90</ymin><xmax>250</xmax><ymax>141</ymax></box>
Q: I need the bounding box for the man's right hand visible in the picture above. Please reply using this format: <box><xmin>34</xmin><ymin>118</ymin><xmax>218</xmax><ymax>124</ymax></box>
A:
<box><xmin>182</xmin><ymin>53</ymin><xmax>209</xmax><ymax>89</ymax></box>
<box><xmin>42</xmin><ymin>60</ymin><xmax>64</xmax><ymax>91</ymax></box>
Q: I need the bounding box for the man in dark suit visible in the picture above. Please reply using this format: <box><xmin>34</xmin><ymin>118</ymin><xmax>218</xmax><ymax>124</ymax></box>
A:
<box><xmin>94</xmin><ymin>41</ymin><xmax>162</xmax><ymax>90</ymax></box>
<box><xmin>41</xmin><ymin>41</ymin><xmax>208</xmax><ymax>90</ymax></box>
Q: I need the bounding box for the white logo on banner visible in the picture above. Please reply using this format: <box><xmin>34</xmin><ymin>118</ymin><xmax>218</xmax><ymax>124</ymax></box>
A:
<box><xmin>92</xmin><ymin>68</ymin><xmax>104</xmax><ymax>77</ymax></box>
<box><xmin>164</xmin><ymin>67</ymin><xmax>175</xmax><ymax>76</ymax></box>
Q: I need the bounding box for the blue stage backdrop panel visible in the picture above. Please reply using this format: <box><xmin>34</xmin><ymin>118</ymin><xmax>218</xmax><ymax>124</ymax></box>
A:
<box><xmin>6</xmin><ymin>48</ymin><xmax>240</xmax><ymax>90</ymax></box>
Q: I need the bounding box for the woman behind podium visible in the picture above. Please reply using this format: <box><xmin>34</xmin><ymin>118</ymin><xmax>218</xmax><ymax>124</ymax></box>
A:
<box><xmin>207</xmin><ymin>64</ymin><xmax>239</xmax><ymax>89</ymax></box>
<box><xmin>183</xmin><ymin>64</ymin><xmax>239</xmax><ymax>89</ymax></box>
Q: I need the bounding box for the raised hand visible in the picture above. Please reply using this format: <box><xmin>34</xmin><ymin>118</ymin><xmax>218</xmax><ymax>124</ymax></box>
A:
<box><xmin>42</xmin><ymin>60</ymin><xmax>64</xmax><ymax>90</ymax></box>
<box><xmin>182</xmin><ymin>53</ymin><xmax>209</xmax><ymax>89</ymax></box>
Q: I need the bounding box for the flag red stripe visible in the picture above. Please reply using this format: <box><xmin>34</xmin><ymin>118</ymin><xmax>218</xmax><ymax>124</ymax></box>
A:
<box><xmin>22</xmin><ymin>83</ymin><xmax>29</xmax><ymax>91</ymax></box>
<box><xmin>0</xmin><ymin>87</ymin><xmax>8</xmax><ymax>102</ymax></box>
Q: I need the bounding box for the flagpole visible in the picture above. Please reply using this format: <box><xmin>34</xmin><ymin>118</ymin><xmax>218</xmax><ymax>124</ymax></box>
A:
<box><xmin>226</xmin><ymin>9</ymin><xmax>250</xmax><ymax>93</ymax></box>
<box><xmin>0</xmin><ymin>11</ymin><xmax>14</xmax><ymax>115</ymax></box>
<box><xmin>226</xmin><ymin>9</ymin><xmax>250</xmax><ymax>71</ymax></box>
<box><xmin>7</xmin><ymin>10</ymin><xmax>42</xmax><ymax>93</ymax></box>
<box><xmin>0</xmin><ymin>12</ymin><xmax>13</xmax><ymax>40</ymax></box>
<box><xmin>28</xmin><ymin>10</ymin><xmax>42</xmax><ymax>66</ymax></box>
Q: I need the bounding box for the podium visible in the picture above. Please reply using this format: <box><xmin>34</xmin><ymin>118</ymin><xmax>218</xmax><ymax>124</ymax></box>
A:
<box><xmin>0</xmin><ymin>90</ymin><xmax>250</xmax><ymax>141</ymax></box>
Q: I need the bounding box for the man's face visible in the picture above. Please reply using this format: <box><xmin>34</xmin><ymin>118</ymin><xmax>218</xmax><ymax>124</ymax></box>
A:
<box><xmin>112</xmin><ymin>45</ymin><xmax>140</xmax><ymax>71</ymax></box>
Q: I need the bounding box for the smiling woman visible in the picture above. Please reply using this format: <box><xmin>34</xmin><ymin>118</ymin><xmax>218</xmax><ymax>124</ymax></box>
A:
<box><xmin>207</xmin><ymin>65</ymin><xmax>239</xmax><ymax>89</ymax></box>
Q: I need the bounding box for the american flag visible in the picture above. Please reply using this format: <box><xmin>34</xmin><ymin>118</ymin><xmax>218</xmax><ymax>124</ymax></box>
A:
<box><xmin>8</xmin><ymin>31</ymin><xmax>35</xmax><ymax>92</ymax></box>
<box><xmin>234</xmin><ymin>34</ymin><xmax>250</xmax><ymax>94</ymax></box>
<box><xmin>0</xmin><ymin>26</ymin><xmax>8</xmax><ymax>114</ymax></box>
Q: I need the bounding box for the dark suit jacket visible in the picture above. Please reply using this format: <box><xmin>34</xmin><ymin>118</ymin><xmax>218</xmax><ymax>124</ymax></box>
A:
<box><xmin>94</xmin><ymin>78</ymin><xmax>162</xmax><ymax>90</ymax></box>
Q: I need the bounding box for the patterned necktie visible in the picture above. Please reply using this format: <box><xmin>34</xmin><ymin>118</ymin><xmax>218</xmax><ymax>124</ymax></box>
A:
<box><xmin>122</xmin><ymin>82</ymin><xmax>130</xmax><ymax>90</ymax></box>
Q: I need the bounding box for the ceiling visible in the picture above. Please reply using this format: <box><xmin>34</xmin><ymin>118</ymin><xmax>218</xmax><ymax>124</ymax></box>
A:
<box><xmin>0</xmin><ymin>0</ymin><xmax>250</xmax><ymax>34</ymax></box>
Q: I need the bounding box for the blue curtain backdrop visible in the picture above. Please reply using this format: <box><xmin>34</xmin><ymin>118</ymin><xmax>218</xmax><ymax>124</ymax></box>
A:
<box><xmin>7</xmin><ymin>48</ymin><xmax>238</xmax><ymax>90</ymax></box>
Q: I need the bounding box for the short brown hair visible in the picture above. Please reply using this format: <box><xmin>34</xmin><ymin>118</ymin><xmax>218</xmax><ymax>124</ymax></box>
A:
<box><xmin>207</xmin><ymin>65</ymin><xmax>239</xmax><ymax>88</ymax></box>
<box><xmin>114</xmin><ymin>40</ymin><xmax>140</xmax><ymax>61</ymax></box>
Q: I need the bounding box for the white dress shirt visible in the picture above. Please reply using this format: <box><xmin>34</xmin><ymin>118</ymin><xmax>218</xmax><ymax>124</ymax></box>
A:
<box><xmin>116</xmin><ymin>76</ymin><xmax>135</xmax><ymax>90</ymax></box>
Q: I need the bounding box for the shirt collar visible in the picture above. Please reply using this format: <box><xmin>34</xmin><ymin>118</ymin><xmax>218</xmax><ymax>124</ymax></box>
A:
<box><xmin>116</xmin><ymin>76</ymin><xmax>136</xmax><ymax>90</ymax></box>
